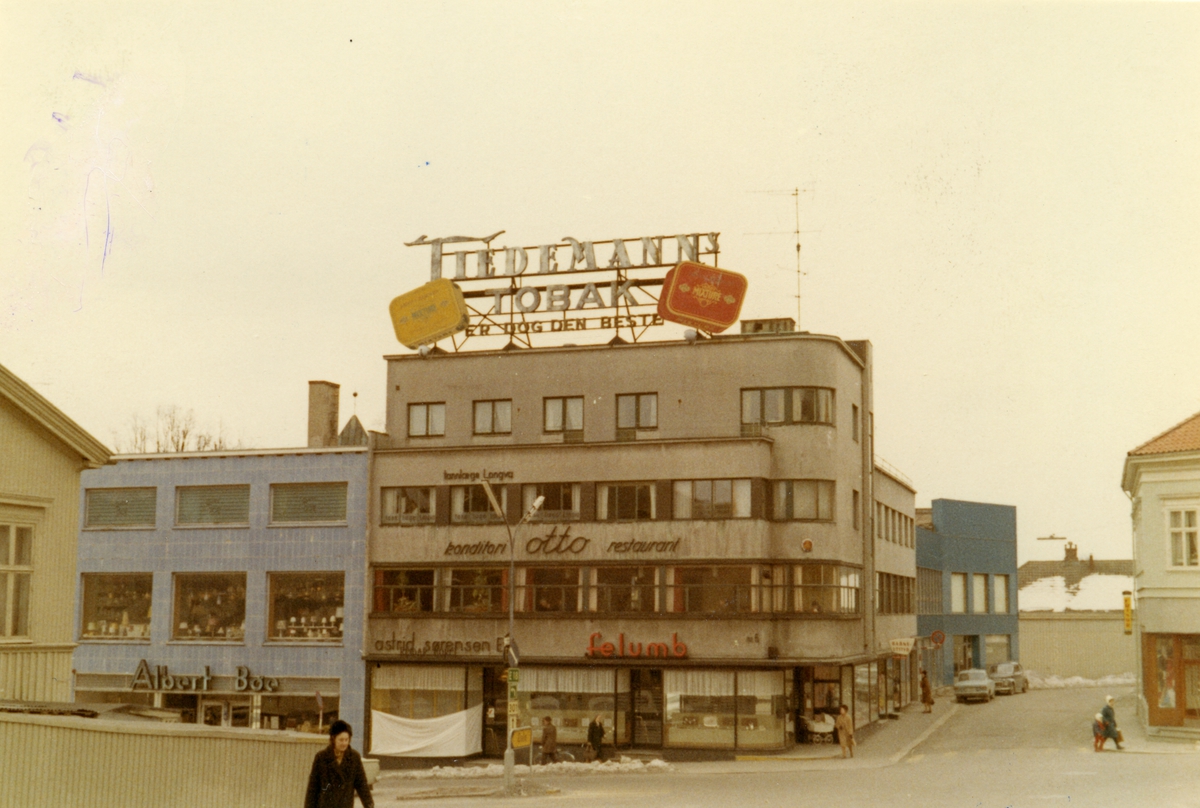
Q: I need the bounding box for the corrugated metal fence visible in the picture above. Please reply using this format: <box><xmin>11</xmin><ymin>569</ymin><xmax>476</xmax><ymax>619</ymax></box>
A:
<box><xmin>0</xmin><ymin>648</ymin><xmax>72</xmax><ymax>701</ymax></box>
<box><xmin>0</xmin><ymin>712</ymin><xmax>326</xmax><ymax>808</ymax></box>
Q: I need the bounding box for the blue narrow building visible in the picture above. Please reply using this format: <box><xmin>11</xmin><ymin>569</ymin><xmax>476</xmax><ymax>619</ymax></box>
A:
<box><xmin>915</xmin><ymin>499</ymin><xmax>1019</xmax><ymax>686</ymax></box>
<box><xmin>72</xmin><ymin>388</ymin><xmax>369</xmax><ymax>735</ymax></box>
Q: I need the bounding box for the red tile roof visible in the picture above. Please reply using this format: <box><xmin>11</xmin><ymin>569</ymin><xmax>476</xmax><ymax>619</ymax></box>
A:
<box><xmin>1129</xmin><ymin>409</ymin><xmax>1200</xmax><ymax>456</ymax></box>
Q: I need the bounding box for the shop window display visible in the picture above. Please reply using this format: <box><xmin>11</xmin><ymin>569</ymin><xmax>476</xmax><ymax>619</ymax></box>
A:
<box><xmin>664</xmin><ymin>670</ymin><xmax>736</xmax><ymax>748</ymax></box>
<box><xmin>518</xmin><ymin>667</ymin><xmax>618</xmax><ymax>749</ymax></box>
<box><xmin>261</xmin><ymin>694</ymin><xmax>340</xmax><ymax>732</ymax></box>
<box><xmin>268</xmin><ymin>572</ymin><xmax>344</xmax><ymax>641</ymax></box>
<box><xmin>373</xmin><ymin>665</ymin><xmax>475</xmax><ymax>721</ymax></box>
<box><xmin>81</xmin><ymin>573</ymin><xmax>152</xmax><ymax>639</ymax></box>
<box><xmin>854</xmin><ymin>664</ymin><xmax>871</xmax><ymax>729</ymax></box>
<box><xmin>736</xmin><ymin>670</ymin><xmax>788</xmax><ymax>749</ymax></box>
<box><xmin>172</xmin><ymin>573</ymin><xmax>246</xmax><ymax>641</ymax></box>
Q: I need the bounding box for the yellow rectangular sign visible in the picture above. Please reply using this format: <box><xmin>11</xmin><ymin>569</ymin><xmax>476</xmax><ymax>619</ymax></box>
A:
<box><xmin>1123</xmin><ymin>591</ymin><xmax>1133</xmax><ymax>634</ymax></box>
<box><xmin>389</xmin><ymin>279</ymin><xmax>469</xmax><ymax>348</ymax></box>
<box><xmin>511</xmin><ymin>727</ymin><xmax>532</xmax><ymax>749</ymax></box>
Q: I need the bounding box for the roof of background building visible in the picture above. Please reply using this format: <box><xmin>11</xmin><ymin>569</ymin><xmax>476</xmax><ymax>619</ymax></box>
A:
<box><xmin>0</xmin><ymin>362</ymin><xmax>111</xmax><ymax>467</ymax></box>
<box><xmin>1128</xmin><ymin>409</ymin><xmax>1200</xmax><ymax>456</ymax></box>
<box><xmin>1017</xmin><ymin>558</ymin><xmax>1134</xmax><ymax>589</ymax></box>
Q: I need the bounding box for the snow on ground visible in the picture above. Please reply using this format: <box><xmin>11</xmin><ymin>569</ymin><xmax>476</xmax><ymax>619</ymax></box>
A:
<box><xmin>1019</xmin><ymin>574</ymin><xmax>1133</xmax><ymax>612</ymax></box>
<box><xmin>1027</xmin><ymin>672</ymin><xmax>1136</xmax><ymax>690</ymax></box>
<box><xmin>379</xmin><ymin>756</ymin><xmax>674</xmax><ymax>780</ymax></box>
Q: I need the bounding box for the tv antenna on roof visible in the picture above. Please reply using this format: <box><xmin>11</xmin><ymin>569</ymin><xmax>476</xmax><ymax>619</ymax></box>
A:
<box><xmin>745</xmin><ymin>186</ymin><xmax>818</xmax><ymax>327</ymax></box>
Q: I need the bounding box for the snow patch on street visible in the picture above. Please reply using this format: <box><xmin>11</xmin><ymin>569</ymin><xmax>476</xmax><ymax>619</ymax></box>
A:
<box><xmin>1027</xmin><ymin>672</ymin><xmax>1135</xmax><ymax>690</ymax></box>
<box><xmin>380</xmin><ymin>756</ymin><xmax>674</xmax><ymax>780</ymax></box>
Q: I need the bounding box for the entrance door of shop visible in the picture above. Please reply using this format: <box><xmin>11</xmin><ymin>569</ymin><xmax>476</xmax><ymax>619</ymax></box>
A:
<box><xmin>200</xmin><ymin>698</ymin><xmax>251</xmax><ymax>728</ymax></box>
<box><xmin>630</xmin><ymin>669</ymin><xmax>663</xmax><ymax>747</ymax></box>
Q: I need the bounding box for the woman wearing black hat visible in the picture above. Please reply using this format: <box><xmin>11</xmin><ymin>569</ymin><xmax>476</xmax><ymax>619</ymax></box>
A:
<box><xmin>304</xmin><ymin>720</ymin><xmax>374</xmax><ymax>808</ymax></box>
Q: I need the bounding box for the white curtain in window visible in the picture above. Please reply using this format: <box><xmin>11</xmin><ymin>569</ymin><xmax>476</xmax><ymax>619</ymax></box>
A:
<box><xmin>519</xmin><ymin>667</ymin><xmax>615</xmax><ymax>693</ymax></box>
<box><xmin>673</xmin><ymin>481</ymin><xmax>692</xmax><ymax>519</ymax></box>
<box><xmin>374</xmin><ymin>665</ymin><xmax>464</xmax><ymax>691</ymax></box>
<box><xmin>738</xmin><ymin>670</ymin><xmax>784</xmax><ymax>700</ymax></box>
<box><xmin>665</xmin><ymin>670</ymin><xmax>735</xmax><ymax>698</ymax></box>
<box><xmin>733</xmin><ymin>480</ymin><xmax>751</xmax><ymax>518</ymax></box>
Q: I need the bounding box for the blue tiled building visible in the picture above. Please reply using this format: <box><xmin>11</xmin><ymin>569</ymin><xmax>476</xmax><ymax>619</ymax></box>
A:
<box><xmin>72</xmin><ymin>445</ymin><xmax>369</xmax><ymax>734</ymax></box>
<box><xmin>915</xmin><ymin>499</ymin><xmax>1019</xmax><ymax>686</ymax></box>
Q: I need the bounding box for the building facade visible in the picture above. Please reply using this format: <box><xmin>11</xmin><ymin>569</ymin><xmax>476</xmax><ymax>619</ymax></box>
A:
<box><xmin>915</xmin><ymin>499</ymin><xmax>1018</xmax><ymax>687</ymax></box>
<box><xmin>1122</xmin><ymin>410</ymin><xmax>1200</xmax><ymax>735</ymax></box>
<box><xmin>367</xmin><ymin>326</ymin><xmax>917</xmax><ymax>756</ymax></box>
<box><xmin>72</xmin><ymin>445</ymin><xmax>369</xmax><ymax>734</ymax></box>
<box><xmin>0</xmin><ymin>363</ymin><xmax>111</xmax><ymax>702</ymax></box>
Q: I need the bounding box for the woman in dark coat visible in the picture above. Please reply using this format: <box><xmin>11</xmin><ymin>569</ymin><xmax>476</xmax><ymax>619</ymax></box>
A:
<box><xmin>920</xmin><ymin>671</ymin><xmax>934</xmax><ymax>713</ymax></box>
<box><xmin>305</xmin><ymin>720</ymin><xmax>374</xmax><ymax>808</ymax></box>
<box><xmin>1099</xmin><ymin>695</ymin><xmax>1122</xmax><ymax>750</ymax></box>
<box><xmin>587</xmin><ymin>715</ymin><xmax>605</xmax><ymax>762</ymax></box>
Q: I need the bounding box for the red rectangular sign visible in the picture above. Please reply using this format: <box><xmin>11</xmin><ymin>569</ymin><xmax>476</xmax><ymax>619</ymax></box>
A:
<box><xmin>657</xmin><ymin>261</ymin><xmax>747</xmax><ymax>333</ymax></box>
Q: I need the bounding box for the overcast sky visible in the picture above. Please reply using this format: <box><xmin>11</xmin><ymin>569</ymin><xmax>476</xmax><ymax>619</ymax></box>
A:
<box><xmin>3</xmin><ymin>2</ymin><xmax>1198</xmax><ymax>563</ymax></box>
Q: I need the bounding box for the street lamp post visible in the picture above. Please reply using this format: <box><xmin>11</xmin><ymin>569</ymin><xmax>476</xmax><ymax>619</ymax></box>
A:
<box><xmin>481</xmin><ymin>481</ymin><xmax>542</xmax><ymax>794</ymax></box>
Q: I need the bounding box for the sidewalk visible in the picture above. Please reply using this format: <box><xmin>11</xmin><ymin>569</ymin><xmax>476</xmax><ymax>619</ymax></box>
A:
<box><xmin>369</xmin><ymin>699</ymin><xmax>960</xmax><ymax>801</ymax></box>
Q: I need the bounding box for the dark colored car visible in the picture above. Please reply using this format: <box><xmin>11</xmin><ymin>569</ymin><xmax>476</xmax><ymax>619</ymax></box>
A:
<box><xmin>953</xmin><ymin>668</ymin><xmax>995</xmax><ymax>703</ymax></box>
<box><xmin>988</xmin><ymin>661</ymin><xmax>1028</xmax><ymax>695</ymax></box>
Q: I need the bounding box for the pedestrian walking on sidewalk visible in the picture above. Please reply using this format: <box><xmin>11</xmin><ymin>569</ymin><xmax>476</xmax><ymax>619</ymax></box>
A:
<box><xmin>1092</xmin><ymin>713</ymin><xmax>1105</xmax><ymax>752</ymax></box>
<box><xmin>586</xmin><ymin>715</ymin><xmax>605</xmax><ymax>762</ymax></box>
<box><xmin>920</xmin><ymin>670</ymin><xmax>934</xmax><ymax>713</ymax></box>
<box><xmin>834</xmin><ymin>704</ymin><xmax>855</xmax><ymax>758</ymax></box>
<box><xmin>539</xmin><ymin>716</ymin><xmax>559</xmax><ymax>764</ymax></box>
<box><xmin>1099</xmin><ymin>695</ymin><xmax>1123</xmax><ymax>750</ymax></box>
<box><xmin>304</xmin><ymin>720</ymin><xmax>374</xmax><ymax>808</ymax></box>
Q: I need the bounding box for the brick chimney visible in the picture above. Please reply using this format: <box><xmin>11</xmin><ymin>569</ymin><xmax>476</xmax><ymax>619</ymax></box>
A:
<box><xmin>1064</xmin><ymin>541</ymin><xmax>1078</xmax><ymax>562</ymax></box>
<box><xmin>308</xmin><ymin>381</ymin><xmax>340</xmax><ymax>448</ymax></box>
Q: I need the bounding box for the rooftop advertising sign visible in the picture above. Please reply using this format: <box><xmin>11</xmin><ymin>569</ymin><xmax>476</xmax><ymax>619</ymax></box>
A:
<box><xmin>388</xmin><ymin>279</ymin><xmax>470</xmax><ymax>348</ymax></box>
<box><xmin>399</xmin><ymin>231</ymin><xmax>724</xmax><ymax>349</ymax></box>
<box><xmin>657</xmin><ymin>261</ymin><xmax>747</xmax><ymax>333</ymax></box>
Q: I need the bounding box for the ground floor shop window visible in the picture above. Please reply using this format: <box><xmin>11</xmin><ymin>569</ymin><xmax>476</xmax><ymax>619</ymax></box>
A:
<box><xmin>268</xmin><ymin>572</ymin><xmax>344</xmax><ymax>641</ymax></box>
<box><xmin>953</xmin><ymin>635</ymin><xmax>977</xmax><ymax>673</ymax></box>
<box><xmin>1145</xmin><ymin>634</ymin><xmax>1200</xmax><ymax>727</ymax></box>
<box><xmin>518</xmin><ymin>667</ymin><xmax>619</xmax><ymax>749</ymax></box>
<box><xmin>172</xmin><ymin>573</ymin><xmax>246</xmax><ymax>641</ymax></box>
<box><xmin>81</xmin><ymin>573</ymin><xmax>152</xmax><ymax>639</ymax></box>
<box><xmin>984</xmin><ymin>634</ymin><xmax>1011</xmax><ymax>667</ymax></box>
<box><xmin>736</xmin><ymin>670</ymin><xmax>788</xmax><ymax>749</ymax></box>
<box><xmin>665</xmin><ymin>670</ymin><xmax>736</xmax><ymax>748</ymax></box>
<box><xmin>853</xmin><ymin>664</ymin><xmax>872</xmax><ymax>729</ymax></box>
<box><xmin>261</xmin><ymin>694</ymin><xmax>339</xmax><ymax>732</ymax></box>
<box><xmin>373</xmin><ymin>665</ymin><xmax>476</xmax><ymax>720</ymax></box>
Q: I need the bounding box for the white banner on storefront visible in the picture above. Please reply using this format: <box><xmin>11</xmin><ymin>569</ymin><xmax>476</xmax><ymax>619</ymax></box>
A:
<box><xmin>370</xmin><ymin>704</ymin><xmax>483</xmax><ymax>757</ymax></box>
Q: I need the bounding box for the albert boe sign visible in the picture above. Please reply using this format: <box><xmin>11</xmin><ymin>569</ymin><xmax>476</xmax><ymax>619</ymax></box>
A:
<box><xmin>395</xmin><ymin>231</ymin><xmax>728</xmax><ymax>349</ymax></box>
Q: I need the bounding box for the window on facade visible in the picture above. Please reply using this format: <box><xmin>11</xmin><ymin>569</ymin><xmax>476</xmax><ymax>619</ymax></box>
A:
<box><xmin>593</xmin><ymin>567</ymin><xmax>658</xmax><ymax>613</ymax></box>
<box><xmin>852</xmin><ymin>490</ymin><xmax>860</xmax><ymax>530</ymax></box>
<box><xmin>984</xmin><ymin>634</ymin><xmax>1011</xmax><ymax>666</ymax></box>
<box><xmin>994</xmin><ymin>574</ymin><xmax>1010</xmax><ymax>613</ymax></box>
<box><xmin>447</xmin><ymin>569</ymin><xmax>506</xmax><ymax>613</ymax></box>
<box><xmin>544</xmin><ymin>396</ymin><xmax>584</xmax><ymax>433</ymax></box>
<box><xmin>917</xmin><ymin>568</ymin><xmax>942</xmax><ymax>615</ymax></box>
<box><xmin>950</xmin><ymin>573</ymin><xmax>967</xmax><ymax>613</ymax></box>
<box><xmin>381</xmin><ymin>487</ymin><xmax>435</xmax><ymax>525</ymax></box>
<box><xmin>270</xmin><ymin>482</ymin><xmax>347</xmax><ymax>524</ymax></box>
<box><xmin>599</xmin><ymin>483</ymin><xmax>655</xmax><ymax>521</ymax></box>
<box><xmin>1169</xmin><ymin>509</ymin><xmax>1199</xmax><ymax>566</ymax></box>
<box><xmin>795</xmin><ymin>564</ymin><xmax>861</xmax><ymax>614</ymax></box>
<box><xmin>175</xmin><ymin>485</ymin><xmax>250</xmax><ymax>526</ymax></box>
<box><xmin>672</xmin><ymin>479</ymin><xmax>751</xmax><ymax>519</ymax></box>
<box><xmin>84</xmin><ymin>488</ymin><xmax>156</xmax><ymax>528</ymax></box>
<box><xmin>522</xmin><ymin>567</ymin><xmax>580</xmax><ymax>612</ymax></box>
<box><xmin>81</xmin><ymin>573</ymin><xmax>152</xmax><ymax>639</ymax></box>
<box><xmin>523</xmin><ymin>483</ymin><xmax>580</xmax><ymax>521</ymax></box>
<box><xmin>742</xmin><ymin>387</ymin><xmax>834</xmax><ymax>426</ymax></box>
<box><xmin>451</xmin><ymin>485</ymin><xmax>505</xmax><ymax>524</ymax></box>
<box><xmin>0</xmin><ymin>525</ymin><xmax>32</xmax><ymax>638</ymax></box>
<box><xmin>473</xmin><ymin>400</ymin><xmax>512</xmax><ymax>435</ymax></box>
<box><xmin>772</xmin><ymin>480</ymin><xmax>835</xmax><ymax>521</ymax></box>
<box><xmin>373</xmin><ymin>569</ymin><xmax>435</xmax><ymax>612</ymax></box>
<box><xmin>408</xmin><ymin>402</ymin><xmax>446</xmax><ymax>437</ymax></box>
<box><xmin>972</xmin><ymin>574</ymin><xmax>988</xmax><ymax>614</ymax></box>
<box><xmin>852</xmin><ymin>404</ymin><xmax>860</xmax><ymax>442</ymax></box>
<box><xmin>173</xmin><ymin>573</ymin><xmax>246</xmax><ymax>641</ymax></box>
<box><xmin>617</xmin><ymin>393</ymin><xmax>658</xmax><ymax>430</ymax></box>
<box><xmin>876</xmin><ymin>573</ymin><xmax>914</xmax><ymax>615</ymax></box>
<box><xmin>268</xmin><ymin>572</ymin><xmax>344</xmax><ymax>641</ymax></box>
<box><xmin>669</xmin><ymin>566</ymin><xmax>757</xmax><ymax>614</ymax></box>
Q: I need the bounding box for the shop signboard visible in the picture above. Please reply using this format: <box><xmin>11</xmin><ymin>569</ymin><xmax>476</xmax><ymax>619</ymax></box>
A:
<box><xmin>1123</xmin><ymin>590</ymin><xmax>1133</xmax><ymax>635</ymax></box>
<box><xmin>656</xmin><ymin>261</ymin><xmax>748</xmax><ymax>333</ymax></box>
<box><xmin>401</xmin><ymin>230</ymin><xmax>721</xmax><ymax>348</ymax></box>
<box><xmin>388</xmin><ymin>278</ymin><xmax>470</xmax><ymax>348</ymax></box>
<box><xmin>889</xmin><ymin>637</ymin><xmax>916</xmax><ymax>656</ymax></box>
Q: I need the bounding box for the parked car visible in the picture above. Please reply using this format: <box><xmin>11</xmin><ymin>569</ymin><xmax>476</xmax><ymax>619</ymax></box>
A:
<box><xmin>953</xmin><ymin>668</ymin><xmax>995</xmax><ymax>703</ymax></box>
<box><xmin>988</xmin><ymin>661</ymin><xmax>1028</xmax><ymax>695</ymax></box>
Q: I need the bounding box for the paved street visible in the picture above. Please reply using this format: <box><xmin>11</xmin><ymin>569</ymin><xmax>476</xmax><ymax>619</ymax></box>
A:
<box><xmin>372</xmin><ymin>686</ymin><xmax>1200</xmax><ymax>807</ymax></box>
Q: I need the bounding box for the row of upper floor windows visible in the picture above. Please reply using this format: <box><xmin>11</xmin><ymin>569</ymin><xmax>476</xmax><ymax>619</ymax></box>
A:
<box><xmin>876</xmin><ymin>503</ymin><xmax>914</xmax><ymax>547</ymax></box>
<box><xmin>405</xmin><ymin>386</ymin><xmax>848</xmax><ymax>440</ymax></box>
<box><xmin>82</xmin><ymin>483</ymin><xmax>349</xmax><ymax>529</ymax></box>
<box><xmin>381</xmin><ymin>479</ymin><xmax>844</xmax><ymax>525</ymax></box>
<box><xmin>78</xmin><ymin>571</ymin><xmax>346</xmax><ymax>643</ymax></box>
<box><xmin>373</xmin><ymin>563</ymin><xmax>864</xmax><ymax>617</ymax></box>
<box><xmin>916</xmin><ymin>568</ymin><xmax>1012</xmax><ymax>615</ymax></box>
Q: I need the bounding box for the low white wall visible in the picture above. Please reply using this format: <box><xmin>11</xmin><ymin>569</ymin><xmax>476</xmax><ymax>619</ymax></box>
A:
<box><xmin>0</xmin><ymin>712</ymin><xmax>327</xmax><ymax>808</ymax></box>
<box><xmin>1018</xmin><ymin>612</ymin><xmax>1136</xmax><ymax>679</ymax></box>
